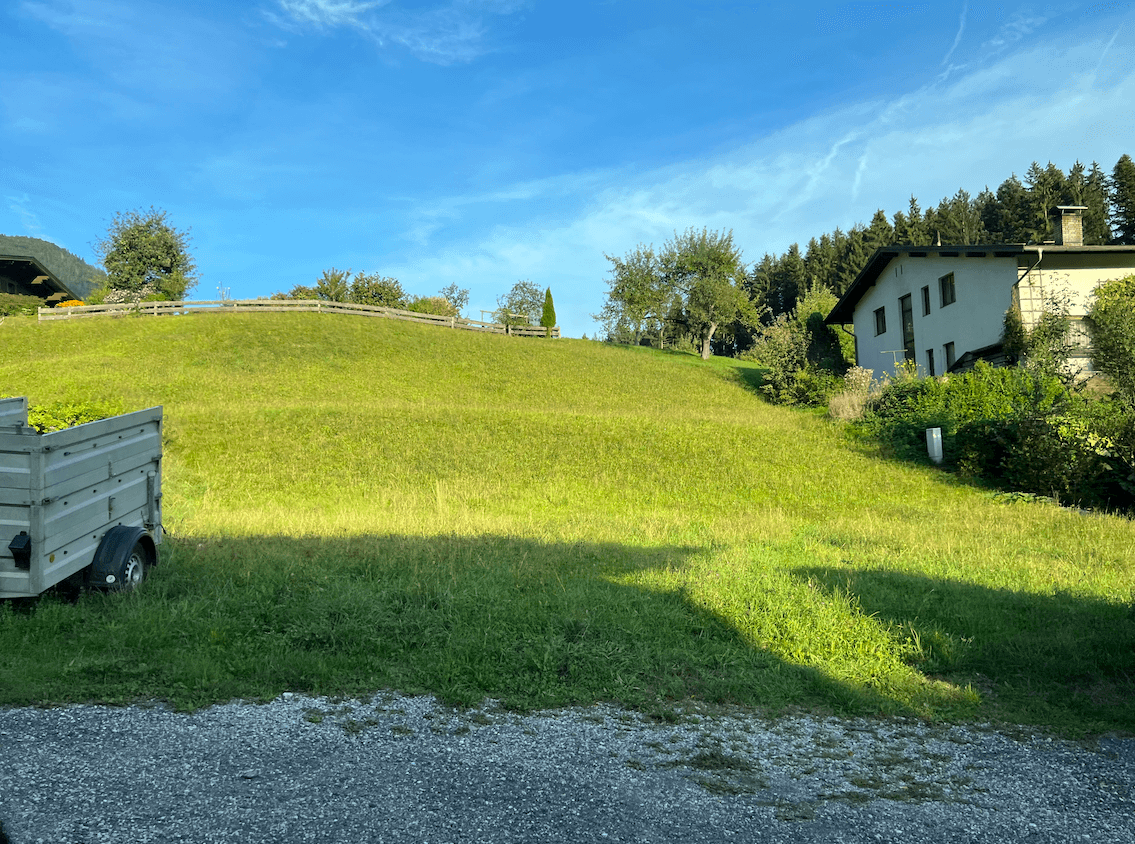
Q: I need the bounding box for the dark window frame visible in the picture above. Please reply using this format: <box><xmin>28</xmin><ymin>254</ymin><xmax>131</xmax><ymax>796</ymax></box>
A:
<box><xmin>921</xmin><ymin>285</ymin><xmax>931</xmax><ymax>316</ymax></box>
<box><xmin>939</xmin><ymin>273</ymin><xmax>956</xmax><ymax>307</ymax></box>
<box><xmin>926</xmin><ymin>348</ymin><xmax>935</xmax><ymax>376</ymax></box>
<box><xmin>944</xmin><ymin>341</ymin><xmax>956</xmax><ymax>370</ymax></box>
<box><xmin>899</xmin><ymin>294</ymin><xmax>915</xmax><ymax>362</ymax></box>
<box><xmin>874</xmin><ymin>306</ymin><xmax>887</xmax><ymax>336</ymax></box>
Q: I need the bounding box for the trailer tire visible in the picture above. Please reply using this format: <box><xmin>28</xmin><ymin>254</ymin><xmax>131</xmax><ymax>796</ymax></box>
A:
<box><xmin>91</xmin><ymin>526</ymin><xmax>156</xmax><ymax>592</ymax></box>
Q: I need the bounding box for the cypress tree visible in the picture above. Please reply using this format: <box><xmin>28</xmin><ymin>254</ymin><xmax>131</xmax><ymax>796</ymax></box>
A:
<box><xmin>540</xmin><ymin>287</ymin><xmax>556</xmax><ymax>336</ymax></box>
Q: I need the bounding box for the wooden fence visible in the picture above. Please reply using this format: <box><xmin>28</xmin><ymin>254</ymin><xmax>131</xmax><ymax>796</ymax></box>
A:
<box><xmin>38</xmin><ymin>299</ymin><xmax>560</xmax><ymax>338</ymax></box>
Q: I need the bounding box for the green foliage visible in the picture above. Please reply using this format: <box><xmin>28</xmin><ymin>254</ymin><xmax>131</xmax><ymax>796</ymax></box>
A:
<box><xmin>438</xmin><ymin>283</ymin><xmax>470</xmax><ymax>316</ymax></box>
<box><xmin>664</xmin><ymin>228</ymin><xmax>752</xmax><ymax>360</ymax></box>
<box><xmin>744</xmin><ymin>287</ymin><xmax>851</xmax><ymax>405</ymax></box>
<box><xmin>954</xmin><ymin>413</ymin><xmax>1130</xmax><ymax>509</ymax></box>
<box><xmin>314</xmin><ymin>267</ymin><xmax>350</xmax><ymax>302</ymax></box>
<box><xmin>863</xmin><ymin>361</ymin><xmax>1065</xmax><ymax>457</ymax></box>
<box><xmin>348</xmin><ymin>272</ymin><xmax>407</xmax><ymax>308</ymax></box>
<box><xmin>1086</xmin><ymin>274</ymin><xmax>1135</xmax><ymax>403</ymax></box>
<box><xmin>95</xmin><ymin>207</ymin><xmax>197</xmax><ymax>301</ymax></box>
<box><xmin>26</xmin><ymin>399</ymin><xmax>124</xmax><ymax>433</ymax></box>
<box><xmin>540</xmin><ymin>287</ymin><xmax>556</xmax><ymax>333</ymax></box>
<box><xmin>0</xmin><ymin>291</ymin><xmax>46</xmax><ymax>317</ymax></box>
<box><xmin>595</xmin><ymin>244</ymin><xmax>671</xmax><ymax>346</ymax></box>
<box><xmin>1111</xmin><ymin>154</ymin><xmax>1135</xmax><ymax>245</ymax></box>
<box><xmin>861</xmin><ymin>360</ymin><xmax>1135</xmax><ymax>511</ymax></box>
<box><xmin>495</xmin><ymin>279</ymin><xmax>544</xmax><ymax>326</ymax></box>
<box><xmin>1001</xmin><ymin>297</ymin><xmax>1077</xmax><ymax>385</ymax></box>
<box><xmin>406</xmin><ymin>296</ymin><xmax>458</xmax><ymax>317</ymax></box>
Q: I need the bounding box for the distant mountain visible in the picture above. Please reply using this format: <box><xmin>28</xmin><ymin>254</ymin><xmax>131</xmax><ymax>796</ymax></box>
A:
<box><xmin>0</xmin><ymin>234</ymin><xmax>105</xmax><ymax>300</ymax></box>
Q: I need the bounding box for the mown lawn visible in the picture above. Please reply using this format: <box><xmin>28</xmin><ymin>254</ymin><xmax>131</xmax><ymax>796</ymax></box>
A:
<box><xmin>1</xmin><ymin>312</ymin><xmax>1132</xmax><ymax>736</ymax></box>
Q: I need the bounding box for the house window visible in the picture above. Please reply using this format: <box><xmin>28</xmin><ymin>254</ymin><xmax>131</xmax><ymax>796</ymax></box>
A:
<box><xmin>874</xmin><ymin>306</ymin><xmax>886</xmax><ymax>336</ymax></box>
<box><xmin>926</xmin><ymin>348</ymin><xmax>935</xmax><ymax>376</ymax></box>
<box><xmin>939</xmin><ymin>273</ymin><xmax>956</xmax><ymax>307</ymax></box>
<box><xmin>944</xmin><ymin>342</ymin><xmax>956</xmax><ymax>370</ymax></box>
<box><xmin>921</xmin><ymin>285</ymin><xmax>931</xmax><ymax>316</ymax></box>
<box><xmin>1068</xmin><ymin>317</ymin><xmax>1090</xmax><ymax>350</ymax></box>
<box><xmin>899</xmin><ymin>294</ymin><xmax>915</xmax><ymax>361</ymax></box>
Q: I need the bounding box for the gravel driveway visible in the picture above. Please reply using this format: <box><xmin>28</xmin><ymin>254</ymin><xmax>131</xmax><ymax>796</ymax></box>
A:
<box><xmin>2</xmin><ymin>693</ymin><xmax>1132</xmax><ymax>843</ymax></box>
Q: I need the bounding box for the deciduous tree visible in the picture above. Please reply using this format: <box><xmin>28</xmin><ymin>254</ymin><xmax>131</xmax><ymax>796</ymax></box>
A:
<box><xmin>663</xmin><ymin>227</ymin><xmax>752</xmax><ymax>360</ymax></box>
<box><xmin>594</xmin><ymin>245</ymin><xmax>669</xmax><ymax>345</ymax></box>
<box><xmin>495</xmin><ymin>279</ymin><xmax>544</xmax><ymax>326</ymax></box>
<box><xmin>95</xmin><ymin>207</ymin><xmax>197</xmax><ymax>300</ymax></box>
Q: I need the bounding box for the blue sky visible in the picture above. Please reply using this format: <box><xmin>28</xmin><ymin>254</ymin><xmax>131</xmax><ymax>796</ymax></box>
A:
<box><xmin>2</xmin><ymin>1</ymin><xmax>1133</xmax><ymax>338</ymax></box>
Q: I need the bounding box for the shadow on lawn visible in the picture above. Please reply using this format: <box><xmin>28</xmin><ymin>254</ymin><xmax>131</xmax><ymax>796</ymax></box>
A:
<box><xmin>796</xmin><ymin>566</ymin><xmax>1135</xmax><ymax>733</ymax></box>
<box><xmin>6</xmin><ymin>533</ymin><xmax>898</xmax><ymax>718</ymax></box>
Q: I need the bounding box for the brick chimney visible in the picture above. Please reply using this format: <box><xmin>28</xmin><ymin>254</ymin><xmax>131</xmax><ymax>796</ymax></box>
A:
<box><xmin>1052</xmin><ymin>205</ymin><xmax>1087</xmax><ymax>246</ymax></box>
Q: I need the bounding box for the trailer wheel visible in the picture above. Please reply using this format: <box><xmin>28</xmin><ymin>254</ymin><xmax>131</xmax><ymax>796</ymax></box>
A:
<box><xmin>91</xmin><ymin>526</ymin><xmax>157</xmax><ymax>592</ymax></box>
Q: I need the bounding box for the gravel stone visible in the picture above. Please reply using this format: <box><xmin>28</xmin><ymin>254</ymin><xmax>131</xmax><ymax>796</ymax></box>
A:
<box><xmin>1</xmin><ymin>693</ymin><xmax>1132</xmax><ymax>843</ymax></box>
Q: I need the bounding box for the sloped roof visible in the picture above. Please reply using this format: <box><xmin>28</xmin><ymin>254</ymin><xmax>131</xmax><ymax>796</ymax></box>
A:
<box><xmin>0</xmin><ymin>254</ymin><xmax>87</xmax><ymax>301</ymax></box>
<box><xmin>824</xmin><ymin>243</ymin><xmax>1135</xmax><ymax>325</ymax></box>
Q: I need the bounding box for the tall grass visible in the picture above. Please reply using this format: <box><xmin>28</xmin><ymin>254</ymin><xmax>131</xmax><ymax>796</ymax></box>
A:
<box><xmin>0</xmin><ymin>312</ymin><xmax>1132</xmax><ymax>735</ymax></box>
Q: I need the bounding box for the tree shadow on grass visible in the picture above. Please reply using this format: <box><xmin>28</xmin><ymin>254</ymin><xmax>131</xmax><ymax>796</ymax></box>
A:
<box><xmin>795</xmin><ymin>566</ymin><xmax>1135</xmax><ymax>735</ymax></box>
<box><xmin>3</xmin><ymin>533</ymin><xmax>903</xmax><ymax>718</ymax></box>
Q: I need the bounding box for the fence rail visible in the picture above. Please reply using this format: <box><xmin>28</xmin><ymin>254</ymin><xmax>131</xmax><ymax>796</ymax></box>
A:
<box><xmin>38</xmin><ymin>299</ymin><xmax>560</xmax><ymax>337</ymax></box>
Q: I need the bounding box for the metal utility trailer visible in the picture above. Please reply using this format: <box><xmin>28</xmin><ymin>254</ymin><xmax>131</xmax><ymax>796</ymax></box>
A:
<box><xmin>0</xmin><ymin>397</ymin><xmax>163</xmax><ymax>598</ymax></box>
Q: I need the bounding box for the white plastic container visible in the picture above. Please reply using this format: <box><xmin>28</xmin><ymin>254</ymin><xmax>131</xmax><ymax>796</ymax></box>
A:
<box><xmin>926</xmin><ymin>427</ymin><xmax>943</xmax><ymax>465</ymax></box>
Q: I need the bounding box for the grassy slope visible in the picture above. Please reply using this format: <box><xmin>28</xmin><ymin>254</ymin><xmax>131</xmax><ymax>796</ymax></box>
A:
<box><xmin>0</xmin><ymin>312</ymin><xmax>1132</xmax><ymax>734</ymax></box>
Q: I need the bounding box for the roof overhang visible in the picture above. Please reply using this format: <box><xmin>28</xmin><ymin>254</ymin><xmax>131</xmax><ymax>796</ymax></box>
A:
<box><xmin>823</xmin><ymin>243</ymin><xmax>1135</xmax><ymax>325</ymax></box>
<box><xmin>0</xmin><ymin>254</ymin><xmax>80</xmax><ymax>302</ymax></box>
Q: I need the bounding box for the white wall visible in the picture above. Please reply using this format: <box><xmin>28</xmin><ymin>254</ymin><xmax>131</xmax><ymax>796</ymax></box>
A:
<box><xmin>852</xmin><ymin>254</ymin><xmax>1018</xmax><ymax>380</ymax></box>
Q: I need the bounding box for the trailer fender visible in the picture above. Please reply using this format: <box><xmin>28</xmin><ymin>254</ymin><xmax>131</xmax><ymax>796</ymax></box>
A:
<box><xmin>90</xmin><ymin>526</ymin><xmax>158</xmax><ymax>591</ymax></box>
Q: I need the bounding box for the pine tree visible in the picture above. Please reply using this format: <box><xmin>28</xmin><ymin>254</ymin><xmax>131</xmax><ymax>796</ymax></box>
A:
<box><xmin>1083</xmin><ymin>162</ymin><xmax>1113</xmax><ymax>245</ymax></box>
<box><xmin>1111</xmin><ymin>154</ymin><xmax>1135</xmax><ymax>245</ymax></box>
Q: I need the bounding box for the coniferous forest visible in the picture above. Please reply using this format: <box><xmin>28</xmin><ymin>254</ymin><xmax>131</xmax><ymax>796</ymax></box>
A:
<box><xmin>747</xmin><ymin>154</ymin><xmax>1134</xmax><ymax>328</ymax></box>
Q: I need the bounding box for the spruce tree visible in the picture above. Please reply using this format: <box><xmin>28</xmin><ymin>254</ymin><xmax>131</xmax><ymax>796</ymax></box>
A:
<box><xmin>1111</xmin><ymin>154</ymin><xmax>1135</xmax><ymax>245</ymax></box>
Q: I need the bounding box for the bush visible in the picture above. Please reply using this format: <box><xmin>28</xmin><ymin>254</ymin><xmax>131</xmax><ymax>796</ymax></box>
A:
<box><xmin>1086</xmin><ymin>274</ymin><xmax>1135</xmax><ymax>403</ymax></box>
<box><xmin>407</xmin><ymin>296</ymin><xmax>458</xmax><ymax>317</ymax></box>
<box><xmin>744</xmin><ymin>287</ymin><xmax>851</xmax><ymax>406</ymax></box>
<box><xmin>862</xmin><ymin>360</ymin><xmax>1135</xmax><ymax>511</ymax></box>
<box><xmin>0</xmin><ymin>292</ymin><xmax>46</xmax><ymax>317</ymax></box>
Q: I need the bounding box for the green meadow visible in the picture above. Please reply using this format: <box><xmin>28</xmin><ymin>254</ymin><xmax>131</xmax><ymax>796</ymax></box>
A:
<box><xmin>1</xmin><ymin>312</ymin><xmax>1132</xmax><ymax>736</ymax></box>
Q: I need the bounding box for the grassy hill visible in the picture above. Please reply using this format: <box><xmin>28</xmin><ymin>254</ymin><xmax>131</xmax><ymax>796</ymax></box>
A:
<box><xmin>1</xmin><ymin>312</ymin><xmax>1132</xmax><ymax>735</ymax></box>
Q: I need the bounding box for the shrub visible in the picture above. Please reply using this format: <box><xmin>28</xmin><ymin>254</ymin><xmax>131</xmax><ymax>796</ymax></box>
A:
<box><xmin>862</xmin><ymin>361</ymin><xmax>1067</xmax><ymax>462</ymax></box>
<box><xmin>0</xmin><ymin>292</ymin><xmax>46</xmax><ymax>317</ymax></box>
<box><xmin>1086</xmin><ymin>274</ymin><xmax>1135</xmax><ymax>403</ymax></box>
<box><xmin>407</xmin><ymin>296</ymin><xmax>458</xmax><ymax>317</ymax></box>
<box><xmin>744</xmin><ymin>287</ymin><xmax>851</xmax><ymax>406</ymax></box>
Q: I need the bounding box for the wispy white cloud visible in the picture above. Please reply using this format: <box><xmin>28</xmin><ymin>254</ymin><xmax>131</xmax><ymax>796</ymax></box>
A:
<box><xmin>389</xmin><ymin>25</ymin><xmax>1135</xmax><ymax>335</ymax></box>
<box><xmin>272</xmin><ymin>0</ymin><xmax>523</xmax><ymax>64</ymax></box>
<box><xmin>5</xmin><ymin>194</ymin><xmax>44</xmax><ymax>237</ymax></box>
<box><xmin>942</xmin><ymin>2</ymin><xmax>967</xmax><ymax>66</ymax></box>
<box><xmin>277</xmin><ymin>0</ymin><xmax>390</xmax><ymax>28</ymax></box>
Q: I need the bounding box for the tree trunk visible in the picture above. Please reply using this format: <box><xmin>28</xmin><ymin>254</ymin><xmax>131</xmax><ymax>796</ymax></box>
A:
<box><xmin>700</xmin><ymin>321</ymin><xmax>718</xmax><ymax>360</ymax></box>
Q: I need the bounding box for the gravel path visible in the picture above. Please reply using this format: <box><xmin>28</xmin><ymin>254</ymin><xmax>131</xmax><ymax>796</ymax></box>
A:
<box><xmin>2</xmin><ymin>693</ymin><xmax>1132</xmax><ymax>843</ymax></box>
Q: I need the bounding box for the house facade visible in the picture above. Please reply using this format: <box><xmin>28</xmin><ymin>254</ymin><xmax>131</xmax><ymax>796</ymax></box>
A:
<box><xmin>824</xmin><ymin>212</ymin><xmax>1135</xmax><ymax>380</ymax></box>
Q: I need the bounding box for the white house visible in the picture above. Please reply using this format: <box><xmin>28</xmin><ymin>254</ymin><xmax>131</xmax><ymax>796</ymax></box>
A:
<box><xmin>824</xmin><ymin>209</ymin><xmax>1135</xmax><ymax>380</ymax></box>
